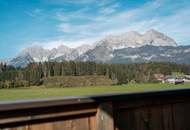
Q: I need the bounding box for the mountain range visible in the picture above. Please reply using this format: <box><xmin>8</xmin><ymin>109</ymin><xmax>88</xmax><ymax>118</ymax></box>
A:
<box><xmin>6</xmin><ymin>29</ymin><xmax>190</xmax><ymax>67</ymax></box>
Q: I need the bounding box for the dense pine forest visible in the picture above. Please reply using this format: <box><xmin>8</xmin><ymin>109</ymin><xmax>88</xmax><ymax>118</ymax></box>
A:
<box><xmin>0</xmin><ymin>61</ymin><xmax>190</xmax><ymax>88</ymax></box>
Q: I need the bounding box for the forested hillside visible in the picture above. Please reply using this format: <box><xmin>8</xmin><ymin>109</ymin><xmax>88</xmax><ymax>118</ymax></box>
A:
<box><xmin>0</xmin><ymin>61</ymin><xmax>190</xmax><ymax>88</ymax></box>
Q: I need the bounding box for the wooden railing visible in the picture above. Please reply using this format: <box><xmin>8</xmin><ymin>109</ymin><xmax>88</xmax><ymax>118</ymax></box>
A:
<box><xmin>0</xmin><ymin>89</ymin><xmax>190</xmax><ymax>130</ymax></box>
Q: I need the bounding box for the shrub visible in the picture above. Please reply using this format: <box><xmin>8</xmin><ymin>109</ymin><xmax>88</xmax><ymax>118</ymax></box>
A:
<box><xmin>43</xmin><ymin>75</ymin><xmax>118</xmax><ymax>87</ymax></box>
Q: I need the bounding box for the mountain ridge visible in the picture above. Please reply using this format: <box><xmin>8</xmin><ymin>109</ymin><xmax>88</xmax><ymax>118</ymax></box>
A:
<box><xmin>8</xmin><ymin>29</ymin><xmax>185</xmax><ymax>67</ymax></box>
<box><xmin>95</xmin><ymin>29</ymin><xmax>177</xmax><ymax>49</ymax></box>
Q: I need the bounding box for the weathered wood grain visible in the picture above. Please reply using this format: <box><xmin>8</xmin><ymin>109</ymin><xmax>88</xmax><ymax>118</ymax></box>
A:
<box><xmin>0</xmin><ymin>89</ymin><xmax>190</xmax><ymax>130</ymax></box>
<box><xmin>96</xmin><ymin>102</ymin><xmax>114</xmax><ymax>130</ymax></box>
<box><xmin>172</xmin><ymin>102</ymin><xmax>190</xmax><ymax>130</ymax></box>
<box><xmin>114</xmin><ymin>109</ymin><xmax>136</xmax><ymax>130</ymax></box>
<box><xmin>162</xmin><ymin>105</ymin><xmax>174</xmax><ymax>130</ymax></box>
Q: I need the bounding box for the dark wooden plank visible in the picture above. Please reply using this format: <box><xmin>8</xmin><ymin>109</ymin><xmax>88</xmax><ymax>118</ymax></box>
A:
<box><xmin>172</xmin><ymin>102</ymin><xmax>190</xmax><ymax>130</ymax></box>
<box><xmin>0</xmin><ymin>107</ymin><xmax>97</xmax><ymax>125</ymax></box>
<box><xmin>148</xmin><ymin>106</ymin><xmax>163</xmax><ymax>130</ymax></box>
<box><xmin>134</xmin><ymin>106</ymin><xmax>163</xmax><ymax>130</ymax></box>
<box><xmin>114</xmin><ymin>95</ymin><xmax>190</xmax><ymax>110</ymax></box>
<box><xmin>162</xmin><ymin>104</ymin><xmax>174</xmax><ymax>130</ymax></box>
<box><xmin>134</xmin><ymin>107</ymin><xmax>149</xmax><ymax>130</ymax></box>
<box><xmin>114</xmin><ymin>109</ymin><xmax>136</xmax><ymax>130</ymax></box>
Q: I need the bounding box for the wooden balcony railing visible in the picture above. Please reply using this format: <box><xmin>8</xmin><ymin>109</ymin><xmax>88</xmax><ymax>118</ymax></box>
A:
<box><xmin>0</xmin><ymin>88</ymin><xmax>190</xmax><ymax>130</ymax></box>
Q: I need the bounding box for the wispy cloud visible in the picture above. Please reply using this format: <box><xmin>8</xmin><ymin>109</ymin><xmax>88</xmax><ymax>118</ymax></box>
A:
<box><xmin>56</xmin><ymin>7</ymin><xmax>91</xmax><ymax>22</ymax></box>
<box><xmin>46</xmin><ymin>0</ymin><xmax>114</xmax><ymax>5</ymax></box>
<box><xmin>99</xmin><ymin>3</ymin><xmax>120</xmax><ymax>15</ymax></box>
<box><xmin>2</xmin><ymin>0</ymin><xmax>190</xmax><ymax>59</ymax></box>
<box><xmin>29</xmin><ymin>0</ymin><xmax>190</xmax><ymax>49</ymax></box>
<box><xmin>32</xmin><ymin>38</ymin><xmax>97</xmax><ymax>49</ymax></box>
<box><xmin>26</xmin><ymin>8</ymin><xmax>42</xmax><ymax>18</ymax></box>
<box><xmin>52</xmin><ymin>0</ymin><xmax>189</xmax><ymax>46</ymax></box>
<box><xmin>55</xmin><ymin>0</ymin><xmax>163</xmax><ymax>38</ymax></box>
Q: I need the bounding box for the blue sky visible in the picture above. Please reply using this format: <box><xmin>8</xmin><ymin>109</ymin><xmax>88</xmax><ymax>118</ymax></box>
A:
<box><xmin>0</xmin><ymin>0</ymin><xmax>190</xmax><ymax>59</ymax></box>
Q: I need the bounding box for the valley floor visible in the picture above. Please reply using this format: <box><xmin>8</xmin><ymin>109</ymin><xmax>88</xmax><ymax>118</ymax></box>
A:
<box><xmin>0</xmin><ymin>83</ymin><xmax>190</xmax><ymax>101</ymax></box>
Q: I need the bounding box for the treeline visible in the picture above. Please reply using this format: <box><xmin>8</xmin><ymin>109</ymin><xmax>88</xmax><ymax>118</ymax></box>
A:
<box><xmin>0</xmin><ymin>61</ymin><xmax>190</xmax><ymax>88</ymax></box>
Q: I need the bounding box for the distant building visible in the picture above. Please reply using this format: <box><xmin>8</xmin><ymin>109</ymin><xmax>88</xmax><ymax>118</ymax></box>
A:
<box><xmin>154</xmin><ymin>74</ymin><xmax>165</xmax><ymax>82</ymax></box>
<box><xmin>183</xmin><ymin>75</ymin><xmax>190</xmax><ymax>84</ymax></box>
<box><xmin>164</xmin><ymin>75</ymin><xmax>184</xmax><ymax>85</ymax></box>
<box><xmin>154</xmin><ymin>74</ymin><xmax>190</xmax><ymax>85</ymax></box>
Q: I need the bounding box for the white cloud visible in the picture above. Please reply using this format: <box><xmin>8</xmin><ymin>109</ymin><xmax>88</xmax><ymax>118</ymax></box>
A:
<box><xmin>99</xmin><ymin>3</ymin><xmax>120</xmax><ymax>14</ymax></box>
<box><xmin>33</xmin><ymin>0</ymin><xmax>190</xmax><ymax>49</ymax></box>
<box><xmin>32</xmin><ymin>38</ymin><xmax>97</xmax><ymax>50</ymax></box>
<box><xmin>56</xmin><ymin>7</ymin><xmax>91</xmax><ymax>22</ymax></box>
<box><xmin>56</xmin><ymin>0</ymin><xmax>167</xmax><ymax>38</ymax></box>
<box><xmin>45</xmin><ymin>0</ymin><xmax>115</xmax><ymax>6</ymax></box>
<box><xmin>26</xmin><ymin>8</ymin><xmax>42</xmax><ymax>17</ymax></box>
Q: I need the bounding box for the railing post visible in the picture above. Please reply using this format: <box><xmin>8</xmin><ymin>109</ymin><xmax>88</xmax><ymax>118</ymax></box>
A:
<box><xmin>96</xmin><ymin>102</ymin><xmax>114</xmax><ymax>130</ymax></box>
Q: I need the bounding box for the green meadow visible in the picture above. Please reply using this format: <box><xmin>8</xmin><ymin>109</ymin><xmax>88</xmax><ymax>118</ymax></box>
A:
<box><xmin>0</xmin><ymin>83</ymin><xmax>189</xmax><ymax>101</ymax></box>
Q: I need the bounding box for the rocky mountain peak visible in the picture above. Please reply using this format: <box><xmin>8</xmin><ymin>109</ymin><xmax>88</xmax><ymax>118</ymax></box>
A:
<box><xmin>18</xmin><ymin>45</ymin><xmax>50</xmax><ymax>62</ymax></box>
<box><xmin>9</xmin><ymin>29</ymin><xmax>179</xmax><ymax>67</ymax></box>
<box><xmin>95</xmin><ymin>29</ymin><xmax>177</xmax><ymax>49</ymax></box>
<box><xmin>142</xmin><ymin>29</ymin><xmax>177</xmax><ymax>47</ymax></box>
<box><xmin>146</xmin><ymin>29</ymin><xmax>159</xmax><ymax>33</ymax></box>
<box><xmin>52</xmin><ymin>45</ymin><xmax>73</xmax><ymax>55</ymax></box>
<box><xmin>9</xmin><ymin>52</ymin><xmax>34</xmax><ymax>67</ymax></box>
<box><xmin>124</xmin><ymin>31</ymin><xmax>141</xmax><ymax>36</ymax></box>
<box><xmin>0</xmin><ymin>59</ymin><xmax>7</xmax><ymax>64</ymax></box>
<box><xmin>76</xmin><ymin>44</ymin><xmax>93</xmax><ymax>55</ymax></box>
<box><xmin>58</xmin><ymin>45</ymin><xmax>72</xmax><ymax>51</ymax></box>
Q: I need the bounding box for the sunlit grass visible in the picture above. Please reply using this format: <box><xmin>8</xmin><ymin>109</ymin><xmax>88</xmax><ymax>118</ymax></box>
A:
<box><xmin>0</xmin><ymin>83</ymin><xmax>189</xmax><ymax>101</ymax></box>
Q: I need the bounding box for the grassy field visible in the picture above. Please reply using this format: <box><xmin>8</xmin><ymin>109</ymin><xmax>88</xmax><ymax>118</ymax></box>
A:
<box><xmin>0</xmin><ymin>83</ymin><xmax>190</xmax><ymax>101</ymax></box>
